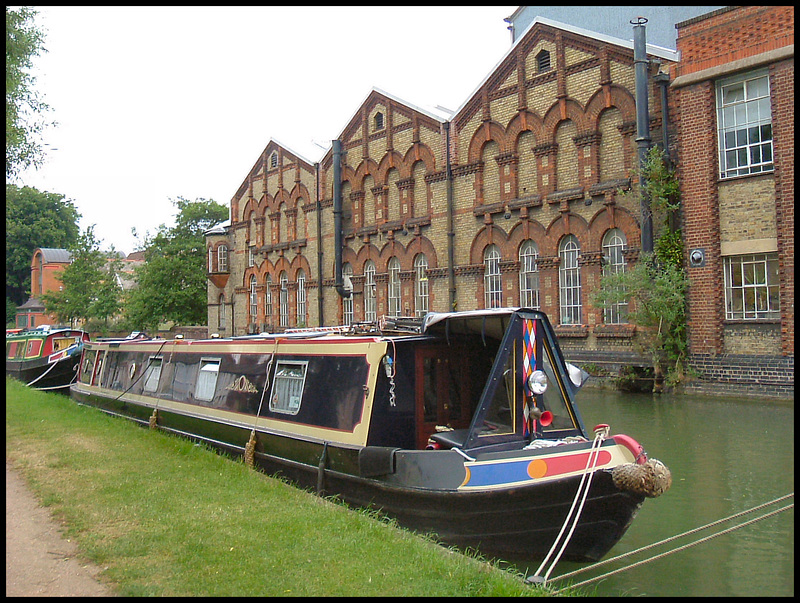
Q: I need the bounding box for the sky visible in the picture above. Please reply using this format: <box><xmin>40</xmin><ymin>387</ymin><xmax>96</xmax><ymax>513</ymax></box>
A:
<box><xmin>14</xmin><ymin>6</ymin><xmax>517</xmax><ymax>256</ymax></box>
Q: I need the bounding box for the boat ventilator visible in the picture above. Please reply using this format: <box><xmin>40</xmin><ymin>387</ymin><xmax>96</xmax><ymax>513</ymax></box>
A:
<box><xmin>533</xmin><ymin>492</ymin><xmax>795</xmax><ymax>595</ymax></box>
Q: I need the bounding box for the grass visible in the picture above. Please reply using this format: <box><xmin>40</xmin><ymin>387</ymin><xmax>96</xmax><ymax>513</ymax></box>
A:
<box><xmin>5</xmin><ymin>378</ymin><xmax>558</xmax><ymax>597</ymax></box>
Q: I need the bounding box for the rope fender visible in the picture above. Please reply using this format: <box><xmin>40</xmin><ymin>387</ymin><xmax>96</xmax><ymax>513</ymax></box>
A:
<box><xmin>612</xmin><ymin>458</ymin><xmax>672</xmax><ymax>498</ymax></box>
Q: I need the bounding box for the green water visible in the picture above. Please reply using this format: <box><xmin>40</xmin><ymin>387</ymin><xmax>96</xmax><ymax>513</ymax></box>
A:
<box><xmin>508</xmin><ymin>389</ymin><xmax>795</xmax><ymax>597</ymax></box>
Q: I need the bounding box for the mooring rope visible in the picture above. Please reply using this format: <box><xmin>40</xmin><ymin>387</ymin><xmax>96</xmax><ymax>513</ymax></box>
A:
<box><xmin>546</xmin><ymin>492</ymin><xmax>794</xmax><ymax>595</ymax></box>
<box><xmin>25</xmin><ymin>358</ymin><xmax>59</xmax><ymax>387</ymax></box>
<box><xmin>528</xmin><ymin>427</ymin><xmax>607</xmax><ymax>584</ymax></box>
<box><xmin>245</xmin><ymin>337</ymin><xmax>280</xmax><ymax>467</ymax></box>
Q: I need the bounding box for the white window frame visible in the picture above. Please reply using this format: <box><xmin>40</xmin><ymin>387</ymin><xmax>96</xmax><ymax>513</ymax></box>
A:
<box><xmin>388</xmin><ymin>257</ymin><xmax>401</xmax><ymax>317</ymax></box>
<box><xmin>559</xmin><ymin>235</ymin><xmax>582</xmax><ymax>325</ymax></box>
<box><xmin>716</xmin><ymin>70</ymin><xmax>773</xmax><ymax>179</ymax></box>
<box><xmin>249</xmin><ymin>276</ymin><xmax>258</xmax><ymax>324</ymax></box>
<box><xmin>414</xmin><ymin>254</ymin><xmax>428</xmax><ymax>317</ymax></box>
<box><xmin>264</xmin><ymin>275</ymin><xmax>272</xmax><ymax>324</ymax></box>
<box><xmin>208</xmin><ymin>247</ymin><xmax>214</xmax><ymax>272</ymax></box>
<box><xmin>519</xmin><ymin>240</ymin><xmax>540</xmax><ymax>309</ymax></box>
<box><xmin>364</xmin><ymin>261</ymin><xmax>376</xmax><ymax>322</ymax></box>
<box><xmin>723</xmin><ymin>253</ymin><xmax>780</xmax><ymax>320</ymax></box>
<box><xmin>342</xmin><ymin>263</ymin><xmax>354</xmax><ymax>325</ymax></box>
<box><xmin>195</xmin><ymin>358</ymin><xmax>220</xmax><ymax>402</ymax></box>
<box><xmin>217</xmin><ymin>245</ymin><xmax>228</xmax><ymax>272</ymax></box>
<box><xmin>143</xmin><ymin>356</ymin><xmax>163</xmax><ymax>392</ymax></box>
<box><xmin>484</xmin><ymin>244</ymin><xmax>502</xmax><ymax>309</ymax></box>
<box><xmin>279</xmin><ymin>272</ymin><xmax>289</xmax><ymax>328</ymax></box>
<box><xmin>601</xmin><ymin>228</ymin><xmax>628</xmax><ymax>324</ymax></box>
<box><xmin>296</xmin><ymin>270</ymin><xmax>306</xmax><ymax>325</ymax></box>
<box><xmin>269</xmin><ymin>360</ymin><xmax>308</xmax><ymax>415</ymax></box>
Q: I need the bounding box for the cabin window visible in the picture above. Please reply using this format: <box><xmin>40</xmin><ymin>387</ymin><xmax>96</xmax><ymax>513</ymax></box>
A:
<box><xmin>195</xmin><ymin>359</ymin><xmax>221</xmax><ymax>401</ymax></box>
<box><xmin>364</xmin><ymin>261</ymin><xmax>377</xmax><ymax>322</ymax></box>
<box><xmin>388</xmin><ymin>257</ymin><xmax>401</xmax><ymax>317</ymax></box>
<box><xmin>7</xmin><ymin>341</ymin><xmax>20</xmax><ymax>359</ymax></box>
<box><xmin>602</xmin><ymin>228</ymin><xmax>628</xmax><ymax>324</ymax></box>
<box><xmin>143</xmin><ymin>357</ymin><xmax>163</xmax><ymax>392</ymax></box>
<box><xmin>270</xmin><ymin>360</ymin><xmax>308</xmax><ymax>415</ymax></box>
<box><xmin>519</xmin><ymin>240</ymin><xmax>540</xmax><ymax>309</ymax></box>
<box><xmin>484</xmin><ymin>245</ymin><xmax>502</xmax><ymax>308</ymax></box>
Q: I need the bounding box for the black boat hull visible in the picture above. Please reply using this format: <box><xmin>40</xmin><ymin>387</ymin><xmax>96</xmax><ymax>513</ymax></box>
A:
<box><xmin>6</xmin><ymin>355</ymin><xmax>81</xmax><ymax>392</ymax></box>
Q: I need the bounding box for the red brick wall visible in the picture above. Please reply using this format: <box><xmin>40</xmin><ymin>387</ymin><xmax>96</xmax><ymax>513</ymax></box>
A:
<box><xmin>676</xmin><ymin>6</ymin><xmax>795</xmax><ymax>77</ymax></box>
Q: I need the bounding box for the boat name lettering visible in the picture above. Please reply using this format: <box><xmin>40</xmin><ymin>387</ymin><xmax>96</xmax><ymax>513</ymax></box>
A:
<box><xmin>227</xmin><ymin>375</ymin><xmax>259</xmax><ymax>393</ymax></box>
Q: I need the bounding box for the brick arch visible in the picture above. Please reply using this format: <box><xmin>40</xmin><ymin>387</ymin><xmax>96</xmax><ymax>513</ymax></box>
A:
<box><xmin>258</xmin><ymin>193</ymin><xmax>274</xmax><ymax>219</ymax></box>
<box><xmin>587</xmin><ymin>205</ymin><xmax>641</xmax><ymax>251</ymax></box>
<box><xmin>507</xmin><ymin>219</ymin><xmax>548</xmax><ymax>254</ymax></box>
<box><xmin>469</xmin><ymin>224</ymin><xmax>510</xmax><ymax>264</ymax></box>
<box><xmin>290</xmin><ymin>182</ymin><xmax>311</xmax><ymax>206</ymax></box>
<box><xmin>406</xmin><ymin>235</ymin><xmax>439</xmax><ymax>268</ymax></box>
<box><xmin>241</xmin><ymin>198</ymin><xmax>258</xmax><ymax>223</ymax></box>
<box><xmin>271</xmin><ymin>188</ymin><xmax>291</xmax><ymax>213</ymax></box>
<box><xmin>257</xmin><ymin>257</ymin><xmax>276</xmax><ymax>282</ymax></box>
<box><xmin>378</xmin><ymin>238</ymin><xmax>409</xmax><ymax>270</ymax></box>
<box><xmin>352</xmin><ymin>158</ymin><xmax>380</xmax><ymax>191</ymax></box>
<box><xmin>585</xmin><ymin>84</ymin><xmax>637</xmax><ymax>128</ymax></box>
<box><xmin>543</xmin><ymin>213</ymin><xmax>590</xmax><ymax>256</ymax></box>
<box><xmin>506</xmin><ymin>110</ymin><xmax>547</xmax><ymax>145</ymax></box>
<box><xmin>402</xmin><ymin>142</ymin><xmax>437</xmax><ymax>173</ymax></box>
<box><xmin>542</xmin><ymin>98</ymin><xmax>589</xmax><ymax>143</ymax></box>
<box><xmin>273</xmin><ymin>255</ymin><xmax>292</xmax><ymax>276</ymax></box>
<box><xmin>376</xmin><ymin>150</ymin><xmax>408</xmax><ymax>183</ymax></box>
<box><xmin>355</xmin><ymin>243</ymin><xmax>382</xmax><ymax>271</ymax></box>
<box><xmin>289</xmin><ymin>254</ymin><xmax>312</xmax><ymax>281</ymax></box>
<box><xmin>467</xmin><ymin>120</ymin><xmax>508</xmax><ymax>163</ymax></box>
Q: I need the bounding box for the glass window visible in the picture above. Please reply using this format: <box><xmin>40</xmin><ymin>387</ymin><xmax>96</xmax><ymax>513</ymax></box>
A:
<box><xmin>388</xmin><ymin>257</ymin><xmax>401</xmax><ymax>317</ymax></box>
<box><xmin>195</xmin><ymin>359</ymin><xmax>220</xmax><ymax>402</ymax></box>
<box><xmin>270</xmin><ymin>360</ymin><xmax>308</xmax><ymax>415</ymax></box>
<box><xmin>342</xmin><ymin>263</ymin><xmax>354</xmax><ymax>325</ymax></box>
<box><xmin>217</xmin><ymin>245</ymin><xmax>228</xmax><ymax>272</ymax></box>
<box><xmin>414</xmin><ymin>254</ymin><xmax>429</xmax><ymax>317</ymax></box>
<box><xmin>484</xmin><ymin>244</ymin><xmax>502</xmax><ymax>308</ymax></box>
<box><xmin>208</xmin><ymin>247</ymin><xmax>214</xmax><ymax>272</ymax></box>
<box><xmin>279</xmin><ymin>272</ymin><xmax>289</xmax><ymax>328</ymax></box>
<box><xmin>296</xmin><ymin>270</ymin><xmax>306</xmax><ymax>326</ymax></box>
<box><xmin>218</xmin><ymin>295</ymin><xmax>226</xmax><ymax>329</ymax></box>
<box><xmin>249</xmin><ymin>276</ymin><xmax>258</xmax><ymax>324</ymax></box>
<box><xmin>264</xmin><ymin>275</ymin><xmax>273</xmax><ymax>325</ymax></box>
<box><xmin>716</xmin><ymin>71</ymin><xmax>773</xmax><ymax>179</ymax></box>
<box><xmin>559</xmin><ymin>235</ymin><xmax>582</xmax><ymax>325</ymax></box>
<box><xmin>723</xmin><ymin>253</ymin><xmax>780</xmax><ymax>320</ymax></box>
<box><xmin>143</xmin><ymin>357</ymin><xmax>163</xmax><ymax>392</ymax></box>
<box><xmin>602</xmin><ymin>228</ymin><xmax>628</xmax><ymax>324</ymax></box>
<box><xmin>364</xmin><ymin>261</ymin><xmax>376</xmax><ymax>322</ymax></box>
<box><xmin>519</xmin><ymin>240</ymin><xmax>539</xmax><ymax>309</ymax></box>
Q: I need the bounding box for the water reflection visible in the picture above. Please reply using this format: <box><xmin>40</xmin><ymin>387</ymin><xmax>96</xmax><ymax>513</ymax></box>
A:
<box><xmin>505</xmin><ymin>389</ymin><xmax>794</xmax><ymax>597</ymax></box>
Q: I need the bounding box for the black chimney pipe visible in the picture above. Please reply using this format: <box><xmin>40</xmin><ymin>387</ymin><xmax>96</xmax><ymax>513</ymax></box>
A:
<box><xmin>633</xmin><ymin>17</ymin><xmax>653</xmax><ymax>254</ymax></box>
<box><xmin>332</xmin><ymin>139</ymin><xmax>350</xmax><ymax>299</ymax></box>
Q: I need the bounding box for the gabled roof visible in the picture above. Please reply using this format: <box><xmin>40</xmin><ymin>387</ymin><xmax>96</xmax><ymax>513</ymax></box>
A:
<box><xmin>35</xmin><ymin>248</ymin><xmax>72</xmax><ymax>264</ymax></box>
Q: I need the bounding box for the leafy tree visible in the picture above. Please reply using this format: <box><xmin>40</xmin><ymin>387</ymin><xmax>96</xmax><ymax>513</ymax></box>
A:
<box><xmin>6</xmin><ymin>184</ymin><xmax>81</xmax><ymax>321</ymax></box>
<box><xmin>124</xmin><ymin>197</ymin><xmax>228</xmax><ymax>331</ymax></box>
<box><xmin>6</xmin><ymin>6</ymin><xmax>52</xmax><ymax>179</ymax></box>
<box><xmin>40</xmin><ymin>225</ymin><xmax>122</xmax><ymax>328</ymax></box>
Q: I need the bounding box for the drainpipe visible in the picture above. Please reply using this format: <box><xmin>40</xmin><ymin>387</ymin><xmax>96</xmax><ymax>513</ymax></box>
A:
<box><xmin>315</xmin><ymin>161</ymin><xmax>324</xmax><ymax>325</ymax></box>
<box><xmin>653</xmin><ymin>70</ymin><xmax>671</xmax><ymax>167</ymax></box>
<box><xmin>632</xmin><ymin>17</ymin><xmax>653</xmax><ymax>254</ymax></box>
<box><xmin>444</xmin><ymin>121</ymin><xmax>456</xmax><ymax>311</ymax></box>
<box><xmin>332</xmin><ymin>140</ymin><xmax>350</xmax><ymax>299</ymax></box>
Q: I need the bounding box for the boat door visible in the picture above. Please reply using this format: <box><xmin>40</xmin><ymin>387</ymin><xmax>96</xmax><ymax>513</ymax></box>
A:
<box><xmin>414</xmin><ymin>345</ymin><xmax>472</xmax><ymax>449</ymax></box>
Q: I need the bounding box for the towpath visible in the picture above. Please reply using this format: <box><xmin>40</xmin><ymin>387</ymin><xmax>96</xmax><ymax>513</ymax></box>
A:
<box><xmin>5</xmin><ymin>460</ymin><xmax>114</xmax><ymax>597</ymax></box>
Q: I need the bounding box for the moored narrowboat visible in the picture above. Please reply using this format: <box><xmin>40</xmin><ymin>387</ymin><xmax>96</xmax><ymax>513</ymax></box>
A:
<box><xmin>6</xmin><ymin>326</ymin><xmax>90</xmax><ymax>391</ymax></box>
<box><xmin>69</xmin><ymin>308</ymin><xmax>670</xmax><ymax>561</ymax></box>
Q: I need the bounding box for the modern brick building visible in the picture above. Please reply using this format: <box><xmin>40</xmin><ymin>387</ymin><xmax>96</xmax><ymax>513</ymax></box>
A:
<box><xmin>206</xmin><ymin>16</ymin><xmax>677</xmax><ymax>366</ymax></box>
<box><xmin>671</xmin><ymin>6</ymin><xmax>794</xmax><ymax>396</ymax></box>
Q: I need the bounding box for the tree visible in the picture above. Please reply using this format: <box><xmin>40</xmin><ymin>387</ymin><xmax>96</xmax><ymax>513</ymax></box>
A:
<box><xmin>40</xmin><ymin>225</ymin><xmax>122</xmax><ymax>328</ymax></box>
<box><xmin>6</xmin><ymin>6</ymin><xmax>52</xmax><ymax>179</ymax></box>
<box><xmin>124</xmin><ymin>197</ymin><xmax>228</xmax><ymax>331</ymax></box>
<box><xmin>6</xmin><ymin>184</ymin><xmax>81</xmax><ymax>322</ymax></box>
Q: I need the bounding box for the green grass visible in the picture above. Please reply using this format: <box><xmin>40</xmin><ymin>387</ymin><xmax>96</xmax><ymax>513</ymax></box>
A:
<box><xmin>6</xmin><ymin>378</ymin><xmax>557</xmax><ymax>596</ymax></box>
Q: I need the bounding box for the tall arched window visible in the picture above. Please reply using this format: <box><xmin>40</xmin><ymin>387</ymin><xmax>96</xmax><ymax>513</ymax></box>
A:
<box><xmin>414</xmin><ymin>254</ymin><xmax>429</xmax><ymax>317</ymax></box>
<box><xmin>296</xmin><ymin>269</ymin><xmax>306</xmax><ymax>326</ymax></box>
<box><xmin>602</xmin><ymin>228</ymin><xmax>628</xmax><ymax>324</ymax></box>
<box><xmin>519</xmin><ymin>240</ymin><xmax>540</xmax><ymax>309</ymax></box>
<box><xmin>364</xmin><ymin>261</ymin><xmax>376</xmax><ymax>322</ymax></box>
<box><xmin>388</xmin><ymin>257</ymin><xmax>401</xmax><ymax>317</ymax></box>
<box><xmin>484</xmin><ymin>244</ymin><xmax>502</xmax><ymax>308</ymax></box>
<box><xmin>342</xmin><ymin>263</ymin><xmax>354</xmax><ymax>325</ymax></box>
<box><xmin>249</xmin><ymin>275</ymin><xmax>258</xmax><ymax>326</ymax></box>
<box><xmin>264</xmin><ymin>274</ymin><xmax>273</xmax><ymax>327</ymax></box>
<box><xmin>217</xmin><ymin>244</ymin><xmax>228</xmax><ymax>272</ymax></box>
<box><xmin>218</xmin><ymin>294</ymin><xmax>226</xmax><ymax>329</ymax></box>
<box><xmin>279</xmin><ymin>271</ymin><xmax>289</xmax><ymax>328</ymax></box>
<box><xmin>208</xmin><ymin>247</ymin><xmax>214</xmax><ymax>273</ymax></box>
<box><xmin>559</xmin><ymin>235</ymin><xmax>582</xmax><ymax>324</ymax></box>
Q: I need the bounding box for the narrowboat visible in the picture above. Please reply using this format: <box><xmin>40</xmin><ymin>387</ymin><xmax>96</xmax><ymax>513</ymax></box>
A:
<box><xmin>6</xmin><ymin>326</ymin><xmax>90</xmax><ymax>391</ymax></box>
<box><xmin>69</xmin><ymin>308</ymin><xmax>670</xmax><ymax>561</ymax></box>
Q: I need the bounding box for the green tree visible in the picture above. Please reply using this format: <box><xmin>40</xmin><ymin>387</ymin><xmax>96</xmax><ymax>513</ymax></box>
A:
<box><xmin>6</xmin><ymin>184</ymin><xmax>81</xmax><ymax>322</ymax></box>
<box><xmin>40</xmin><ymin>226</ymin><xmax>121</xmax><ymax>328</ymax></box>
<box><xmin>6</xmin><ymin>6</ymin><xmax>52</xmax><ymax>179</ymax></box>
<box><xmin>124</xmin><ymin>198</ymin><xmax>228</xmax><ymax>331</ymax></box>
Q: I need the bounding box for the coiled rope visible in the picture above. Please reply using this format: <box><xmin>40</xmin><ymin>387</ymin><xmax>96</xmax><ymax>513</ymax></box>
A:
<box><xmin>544</xmin><ymin>492</ymin><xmax>794</xmax><ymax>595</ymax></box>
<box><xmin>527</xmin><ymin>426</ymin><xmax>608</xmax><ymax>584</ymax></box>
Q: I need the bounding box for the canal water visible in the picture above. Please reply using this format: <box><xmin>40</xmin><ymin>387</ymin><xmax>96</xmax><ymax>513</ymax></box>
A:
<box><xmin>504</xmin><ymin>388</ymin><xmax>794</xmax><ymax>597</ymax></box>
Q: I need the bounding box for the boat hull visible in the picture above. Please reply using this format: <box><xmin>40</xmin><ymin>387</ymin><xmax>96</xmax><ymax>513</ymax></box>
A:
<box><xmin>6</xmin><ymin>354</ymin><xmax>81</xmax><ymax>392</ymax></box>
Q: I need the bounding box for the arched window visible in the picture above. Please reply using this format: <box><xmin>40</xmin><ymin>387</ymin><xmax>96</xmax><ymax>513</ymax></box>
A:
<box><xmin>484</xmin><ymin>244</ymin><xmax>502</xmax><ymax>308</ymax></box>
<box><xmin>264</xmin><ymin>274</ymin><xmax>273</xmax><ymax>326</ymax></box>
<box><xmin>559</xmin><ymin>235</ymin><xmax>582</xmax><ymax>325</ymax></box>
<box><xmin>536</xmin><ymin>49</ymin><xmax>551</xmax><ymax>73</ymax></box>
<box><xmin>296</xmin><ymin>269</ymin><xmax>306</xmax><ymax>326</ymax></box>
<box><xmin>388</xmin><ymin>257</ymin><xmax>401</xmax><ymax>317</ymax></box>
<box><xmin>519</xmin><ymin>240</ymin><xmax>540</xmax><ymax>309</ymax></box>
<box><xmin>279</xmin><ymin>271</ymin><xmax>289</xmax><ymax>328</ymax></box>
<box><xmin>602</xmin><ymin>228</ymin><xmax>628</xmax><ymax>324</ymax></box>
<box><xmin>218</xmin><ymin>294</ymin><xmax>226</xmax><ymax>329</ymax></box>
<box><xmin>208</xmin><ymin>247</ymin><xmax>214</xmax><ymax>273</ymax></box>
<box><xmin>217</xmin><ymin>244</ymin><xmax>228</xmax><ymax>272</ymax></box>
<box><xmin>342</xmin><ymin>263</ymin><xmax>354</xmax><ymax>325</ymax></box>
<box><xmin>414</xmin><ymin>254</ymin><xmax>428</xmax><ymax>317</ymax></box>
<box><xmin>374</xmin><ymin>112</ymin><xmax>384</xmax><ymax>131</ymax></box>
<box><xmin>364</xmin><ymin>261</ymin><xmax>376</xmax><ymax>322</ymax></box>
<box><xmin>249</xmin><ymin>275</ymin><xmax>258</xmax><ymax>325</ymax></box>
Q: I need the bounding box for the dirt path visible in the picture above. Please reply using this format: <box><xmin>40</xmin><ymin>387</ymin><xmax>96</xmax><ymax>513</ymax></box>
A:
<box><xmin>5</xmin><ymin>460</ymin><xmax>114</xmax><ymax>597</ymax></box>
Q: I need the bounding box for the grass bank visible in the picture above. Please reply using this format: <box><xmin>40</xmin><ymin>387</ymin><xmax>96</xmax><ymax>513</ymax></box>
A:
<box><xmin>6</xmin><ymin>378</ymin><xmax>552</xmax><ymax>597</ymax></box>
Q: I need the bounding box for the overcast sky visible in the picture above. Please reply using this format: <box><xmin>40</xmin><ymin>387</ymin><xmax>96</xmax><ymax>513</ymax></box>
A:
<box><xmin>15</xmin><ymin>6</ymin><xmax>517</xmax><ymax>255</ymax></box>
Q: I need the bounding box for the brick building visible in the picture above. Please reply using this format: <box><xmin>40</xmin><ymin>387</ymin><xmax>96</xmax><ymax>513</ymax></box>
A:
<box><xmin>207</xmin><ymin>15</ymin><xmax>678</xmax><ymax>373</ymax></box>
<box><xmin>15</xmin><ymin>247</ymin><xmax>73</xmax><ymax>329</ymax></box>
<box><xmin>671</xmin><ymin>6</ymin><xmax>794</xmax><ymax>396</ymax></box>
